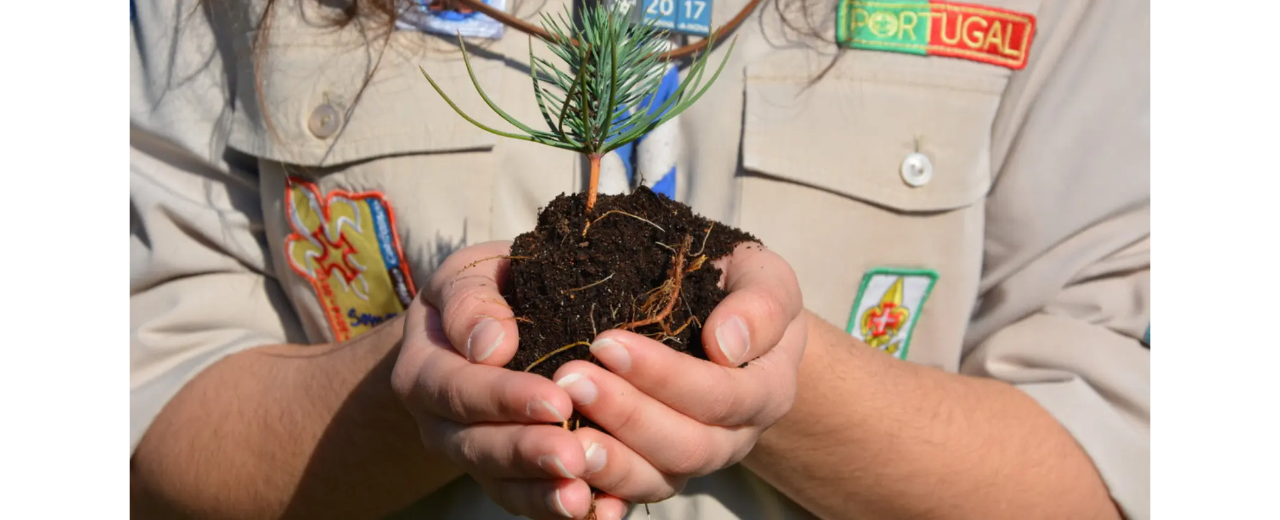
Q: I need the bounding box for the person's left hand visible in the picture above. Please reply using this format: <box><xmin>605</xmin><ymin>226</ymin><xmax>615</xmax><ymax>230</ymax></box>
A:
<box><xmin>549</xmin><ymin>242</ymin><xmax>807</xmax><ymax>517</ymax></box>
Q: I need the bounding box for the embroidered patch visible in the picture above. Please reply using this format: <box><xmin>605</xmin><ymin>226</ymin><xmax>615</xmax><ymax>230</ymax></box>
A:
<box><xmin>284</xmin><ymin>177</ymin><xmax>417</xmax><ymax>342</ymax></box>
<box><xmin>846</xmin><ymin>268</ymin><xmax>938</xmax><ymax>360</ymax></box>
<box><xmin>398</xmin><ymin>0</ymin><xmax>507</xmax><ymax>39</ymax></box>
<box><xmin>835</xmin><ymin>0</ymin><xmax>1036</xmax><ymax>70</ymax></box>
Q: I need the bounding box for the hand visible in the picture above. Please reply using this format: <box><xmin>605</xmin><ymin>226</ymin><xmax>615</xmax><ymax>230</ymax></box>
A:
<box><xmin>391</xmin><ymin>241</ymin><xmax>627</xmax><ymax>519</ymax></box>
<box><xmin>551</xmin><ymin>242</ymin><xmax>807</xmax><ymax>510</ymax></box>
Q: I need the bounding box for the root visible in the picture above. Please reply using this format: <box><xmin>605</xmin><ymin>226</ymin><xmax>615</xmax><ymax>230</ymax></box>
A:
<box><xmin>668</xmin><ymin>316</ymin><xmax>696</xmax><ymax>337</ymax></box>
<box><xmin>649</xmin><ymin>316</ymin><xmax>695</xmax><ymax>344</ymax></box>
<box><xmin>681</xmin><ymin>287</ymin><xmax>702</xmax><ymax>329</ymax></box>
<box><xmin>460</xmin><ymin>254</ymin><xmax>533</xmax><ymax>272</ymax></box>
<box><xmin>655</xmin><ymin>241</ymin><xmax>677</xmax><ymax>254</ymax></box>
<box><xmin>475</xmin><ymin>314</ymin><xmax>533</xmax><ymax>325</ymax></box>
<box><xmin>686</xmin><ymin>254</ymin><xmax>707</xmax><ymax>274</ymax></box>
<box><xmin>620</xmin><ymin>234</ymin><xmax>699</xmax><ymax>333</ymax></box>
<box><xmin>582</xmin><ymin>210</ymin><xmax>665</xmax><ymax>237</ymax></box>
<box><xmin>589</xmin><ymin>303</ymin><xmax>598</xmax><ymax>337</ymax></box>
<box><xmin>563</xmin><ymin>273</ymin><xmax>615</xmax><ymax>294</ymax></box>
<box><xmin>560</xmin><ymin>412</ymin><xmax>582</xmax><ymax>432</ymax></box>
<box><xmin>452</xmin><ymin>255</ymin><xmax>533</xmax><ymax>286</ymax></box>
<box><xmin>522</xmin><ymin>341</ymin><xmax>591</xmax><ymax>373</ymax></box>
<box><xmin>694</xmin><ymin>222</ymin><xmax>714</xmax><ymax>257</ymax></box>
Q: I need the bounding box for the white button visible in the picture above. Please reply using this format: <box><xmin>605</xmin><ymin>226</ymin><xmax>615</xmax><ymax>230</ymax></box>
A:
<box><xmin>308</xmin><ymin>104</ymin><xmax>342</xmax><ymax>139</ymax></box>
<box><xmin>900</xmin><ymin>152</ymin><xmax>933</xmax><ymax>187</ymax></box>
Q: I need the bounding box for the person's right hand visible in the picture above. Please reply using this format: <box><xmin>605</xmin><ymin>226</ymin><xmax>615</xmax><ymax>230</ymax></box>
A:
<box><xmin>391</xmin><ymin>241</ymin><xmax>626</xmax><ymax>519</ymax></box>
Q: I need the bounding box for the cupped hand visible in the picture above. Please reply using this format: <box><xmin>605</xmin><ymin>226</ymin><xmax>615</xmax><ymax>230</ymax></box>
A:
<box><xmin>392</xmin><ymin>241</ymin><xmax>613</xmax><ymax>519</ymax></box>
<box><xmin>552</xmin><ymin>242</ymin><xmax>807</xmax><ymax>506</ymax></box>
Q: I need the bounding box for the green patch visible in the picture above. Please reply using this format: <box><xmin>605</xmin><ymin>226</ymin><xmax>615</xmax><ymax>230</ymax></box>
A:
<box><xmin>836</xmin><ymin>0</ymin><xmax>932</xmax><ymax>54</ymax></box>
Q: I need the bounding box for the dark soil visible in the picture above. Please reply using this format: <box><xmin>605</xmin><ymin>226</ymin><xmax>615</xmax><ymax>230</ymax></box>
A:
<box><xmin>501</xmin><ymin>187</ymin><xmax>758</xmax><ymax>427</ymax></box>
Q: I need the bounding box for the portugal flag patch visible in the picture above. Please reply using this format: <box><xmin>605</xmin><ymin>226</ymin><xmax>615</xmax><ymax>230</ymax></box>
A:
<box><xmin>836</xmin><ymin>0</ymin><xmax>1036</xmax><ymax>70</ymax></box>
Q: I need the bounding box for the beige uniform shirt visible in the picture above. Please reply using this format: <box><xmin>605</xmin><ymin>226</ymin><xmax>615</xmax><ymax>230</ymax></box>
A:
<box><xmin>131</xmin><ymin>0</ymin><xmax>1150</xmax><ymax>518</ymax></box>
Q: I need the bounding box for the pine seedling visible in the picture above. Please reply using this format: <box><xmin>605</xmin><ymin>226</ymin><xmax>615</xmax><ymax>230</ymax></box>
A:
<box><xmin>419</xmin><ymin>2</ymin><xmax>736</xmax><ymax>212</ymax></box>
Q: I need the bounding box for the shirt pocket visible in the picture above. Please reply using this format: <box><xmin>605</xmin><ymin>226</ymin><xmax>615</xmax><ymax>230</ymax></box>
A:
<box><xmin>227</xmin><ymin>24</ymin><xmax>505</xmax><ymax>167</ymax></box>
<box><xmin>742</xmin><ymin>49</ymin><xmax>1010</xmax><ymax>212</ymax></box>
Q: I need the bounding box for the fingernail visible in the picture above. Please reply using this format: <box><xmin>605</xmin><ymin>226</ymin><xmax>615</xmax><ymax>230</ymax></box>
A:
<box><xmin>589</xmin><ymin>337</ymin><xmax>631</xmax><ymax>373</ymax></box>
<box><xmin>538</xmin><ymin>454</ymin><xmax>576</xmax><ymax>479</ymax></box>
<box><xmin>715</xmin><ymin>316</ymin><xmax>751</xmax><ymax>364</ymax></box>
<box><xmin>466</xmin><ymin>318</ymin><xmax>504</xmax><ymax>362</ymax></box>
<box><xmin>556</xmin><ymin>373</ymin><xmax>597</xmax><ymax>406</ymax></box>
<box><xmin>528</xmin><ymin>399</ymin><xmax>566</xmax><ymax>423</ymax></box>
<box><xmin>547</xmin><ymin>488</ymin><xmax>572</xmax><ymax>518</ymax></box>
<box><xmin>584</xmin><ymin>442</ymin><xmax>607</xmax><ymax>475</ymax></box>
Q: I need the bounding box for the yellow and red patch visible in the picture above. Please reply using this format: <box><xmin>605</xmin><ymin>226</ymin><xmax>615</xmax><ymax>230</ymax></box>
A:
<box><xmin>284</xmin><ymin>177</ymin><xmax>417</xmax><ymax>342</ymax></box>
<box><xmin>847</xmin><ymin>268</ymin><xmax>938</xmax><ymax>360</ymax></box>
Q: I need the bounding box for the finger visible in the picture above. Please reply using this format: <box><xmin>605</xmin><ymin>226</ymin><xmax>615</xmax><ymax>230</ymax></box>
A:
<box><xmin>553</xmin><ymin>362</ymin><xmax>744</xmax><ymax>478</ymax></box>
<box><xmin>482</xmin><ymin>478</ymin><xmax>594</xmax><ymax>519</ymax></box>
<box><xmin>588</xmin><ymin>322</ymin><xmax>803</xmax><ymax>426</ymax></box>
<box><xmin>573</xmin><ymin>427</ymin><xmax>686</xmax><ymax>504</ymax></box>
<box><xmin>703</xmin><ymin>243</ymin><xmax>803</xmax><ymax>367</ymax></box>
<box><xmin>431</xmin><ymin>421</ymin><xmax>588</xmax><ymax>480</ymax></box>
<box><xmin>400</xmin><ymin>305</ymin><xmax>573</xmax><ymax>424</ymax></box>
<box><xmin>425</xmin><ymin>240</ymin><xmax>521</xmax><ymax>365</ymax></box>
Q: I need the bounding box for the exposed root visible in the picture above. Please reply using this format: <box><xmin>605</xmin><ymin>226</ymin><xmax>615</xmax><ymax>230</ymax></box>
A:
<box><xmin>475</xmin><ymin>314</ymin><xmax>534</xmax><ymax>325</ymax></box>
<box><xmin>563</xmin><ymin>273</ymin><xmax>615</xmax><ymax>294</ymax></box>
<box><xmin>649</xmin><ymin>315</ymin><xmax>696</xmax><ymax>344</ymax></box>
<box><xmin>681</xmin><ymin>287</ymin><xmax>702</xmax><ymax>329</ymax></box>
<box><xmin>582</xmin><ymin>210</ymin><xmax>665</xmax><ymax>237</ymax></box>
<box><xmin>694</xmin><ymin>222</ymin><xmax>715</xmax><ymax>256</ymax></box>
<box><xmin>589</xmin><ymin>303</ymin><xmax>598</xmax><ymax>337</ymax></box>
<box><xmin>453</xmin><ymin>255</ymin><xmax>533</xmax><ymax>286</ymax></box>
<box><xmin>654</xmin><ymin>241</ymin><xmax>677</xmax><ymax>254</ymax></box>
<box><xmin>628</xmin><ymin>294</ymin><xmax>640</xmax><ymax>324</ymax></box>
<box><xmin>560</xmin><ymin>412</ymin><xmax>582</xmax><ymax>432</ymax></box>
<box><xmin>522</xmin><ymin>341</ymin><xmax>591</xmax><ymax>373</ymax></box>
<box><xmin>685</xmin><ymin>254</ymin><xmax>707</xmax><ymax>274</ymax></box>
<box><xmin>667</xmin><ymin>316</ymin><xmax>696</xmax><ymax>337</ymax></box>
<box><xmin>461</xmin><ymin>254</ymin><xmax>533</xmax><ymax>272</ymax></box>
<box><xmin>620</xmin><ymin>234</ymin><xmax>703</xmax><ymax>335</ymax></box>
